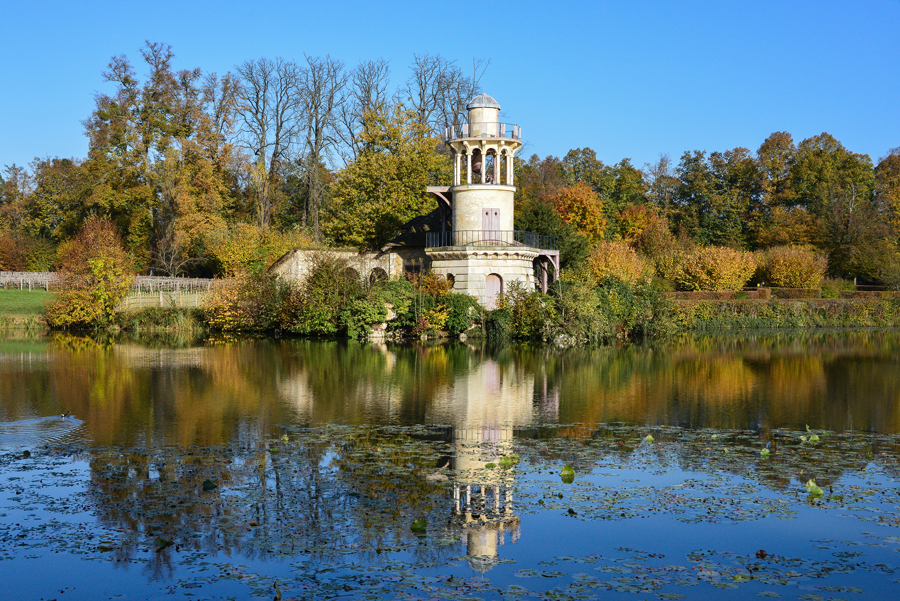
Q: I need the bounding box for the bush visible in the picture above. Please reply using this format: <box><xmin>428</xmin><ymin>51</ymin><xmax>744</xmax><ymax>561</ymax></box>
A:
<box><xmin>821</xmin><ymin>278</ymin><xmax>856</xmax><ymax>299</ymax></box>
<box><xmin>675</xmin><ymin>246</ymin><xmax>757</xmax><ymax>292</ymax></box>
<box><xmin>759</xmin><ymin>245</ymin><xmax>828</xmax><ymax>288</ymax></box>
<box><xmin>498</xmin><ymin>280</ymin><xmax>555</xmax><ymax>339</ymax></box>
<box><xmin>287</xmin><ymin>254</ymin><xmax>364</xmax><ymax>335</ymax></box>
<box><xmin>45</xmin><ymin>218</ymin><xmax>134</xmax><ymax>329</ymax></box>
<box><xmin>443</xmin><ymin>292</ymin><xmax>482</xmax><ymax>334</ymax></box>
<box><xmin>201</xmin><ymin>271</ymin><xmax>292</xmax><ymax>332</ymax></box>
<box><xmin>587</xmin><ymin>240</ymin><xmax>652</xmax><ymax>285</ymax></box>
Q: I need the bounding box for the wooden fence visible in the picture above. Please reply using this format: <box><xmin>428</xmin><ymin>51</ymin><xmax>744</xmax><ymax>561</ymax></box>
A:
<box><xmin>0</xmin><ymin>272</ymin><xmax>218</xmax><ymax>293</ymax></box>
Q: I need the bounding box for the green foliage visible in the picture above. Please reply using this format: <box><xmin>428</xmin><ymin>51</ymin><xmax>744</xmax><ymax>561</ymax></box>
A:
<box><xmin>45</xmin><ymin>217</ymin><xmax>134</xmax><ymax>329</ymax></box>
<box><xmin>341</xmin><ymin>297</ymin><xmax>388</xmax><ymax>339</ymax></box>
<box><xmin>498</xmin><ymin>280</ymin><xmax>555</xmax><ymax>340</ymax></box>
<box><xmin>324</xmin><ymin>103</ymin><xmax>449</xmax><ymax>249</ymax></box>
<box><xmin>515</xmin><ymin>197</ymin><xmax>589</xmax><ymax>269</ymax></box>
<box><xmin>821</xmin><ymin>278</ymin><xmax>856</xmax><ymax>299</ymax></box>
<box><xmin>287</xmin><ymin>255</ymin><xmax>364</xmax><ymax>335</ymax></box>
<box><xmin>442</xmin><ymin>292</ymin><xmax>482</xmax><ymax>334</ymax></box>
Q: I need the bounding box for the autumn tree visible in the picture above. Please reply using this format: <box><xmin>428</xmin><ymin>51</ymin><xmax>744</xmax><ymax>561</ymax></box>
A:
<box><xmin>545</xmin><ymin>181</ymin><xmax>606</xmax><ymax>242</ymax></box>
<box><xmin>323</xmin><ymin>103</ymin><xmax>449</xmax><ymax>249</ymax></box>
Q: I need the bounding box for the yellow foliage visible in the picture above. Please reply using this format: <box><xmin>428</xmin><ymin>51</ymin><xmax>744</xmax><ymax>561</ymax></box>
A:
<box><xmin>587</xmin><ymin>241</ymin><xmax>652</xmax><ymax>285</ymax></box>
<box><xmin>759</xmin><ymin>245</ymin><xmax>828</xmax><ymax>288</ymax></box>
<box><xmin>206</xmin><ymin>224</ymin><xmax>314</xmax><ymax>276</ymax></box>
<box><xmin>676</xmin><ymin>246</ymin><xmax>757</xmax><ymax>291</ymax></box>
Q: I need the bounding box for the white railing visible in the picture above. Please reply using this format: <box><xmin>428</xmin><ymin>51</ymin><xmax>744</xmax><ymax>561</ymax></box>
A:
<box><xmin>443</xmin><ymin>122</ymin><xmax>521</xmax><ymax>142</ymax></box>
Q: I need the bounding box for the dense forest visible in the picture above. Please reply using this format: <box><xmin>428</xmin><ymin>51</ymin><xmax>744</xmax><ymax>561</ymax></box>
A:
<box><xmin>1</xmin><ymin>41</ymin><xmax>898</xmax><ymax>288</ymax></box>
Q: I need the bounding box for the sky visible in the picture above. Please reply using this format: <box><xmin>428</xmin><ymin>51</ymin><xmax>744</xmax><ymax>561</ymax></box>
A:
<box><xmin>1</xmin><ymin>0</ymin><xmax>898</xmax><ymax>174</ymax></box>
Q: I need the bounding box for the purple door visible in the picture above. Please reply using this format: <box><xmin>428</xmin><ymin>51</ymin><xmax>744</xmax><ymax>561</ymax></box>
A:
<box><xmin>482</xmin><ymin>208</ymin><xmax>500</xmax><ymax>241</ymax></box>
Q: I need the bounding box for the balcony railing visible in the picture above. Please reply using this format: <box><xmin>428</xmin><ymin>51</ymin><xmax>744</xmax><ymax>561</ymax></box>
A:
<box><xmin>443</xmin><ymin>122</ymin><xmax>521</xmax><ymax>142</ymax></box>
<box><xmin>426</xmin><ymin>230</ymin><xmax>557</xmax><ymax>250</ymax></box>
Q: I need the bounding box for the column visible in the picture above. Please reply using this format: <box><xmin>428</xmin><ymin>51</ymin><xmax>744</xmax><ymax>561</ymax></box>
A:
<box><xmin>508</xmin><ymin>154</ymin><xmax>514</xmax><ymax>185</ymax></box>
<box><xmin>466</xmin><ymin>152</ymin><xmax>472</xmax><ymax>185</ymax></box>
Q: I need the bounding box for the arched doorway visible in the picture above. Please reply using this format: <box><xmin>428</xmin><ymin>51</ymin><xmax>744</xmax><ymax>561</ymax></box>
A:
<box><xmin>485</xmin><ymin>274</ymin><xmax>502</xmax><ymax>310</ymax></box>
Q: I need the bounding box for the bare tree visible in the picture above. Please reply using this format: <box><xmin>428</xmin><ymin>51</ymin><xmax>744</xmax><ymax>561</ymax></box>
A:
<box><xmin>337</xmin><ymin>59</ymin><xmax>391</xmax><ymax>163</ymax></box>
<box><xmin>403</xmin><ymin>54</ymin><xmax>488</xmax><ymax>137</ymax></box>
<box><xmin>234</xmin><ymin>57</ymin><xmax>304</xmax><ymax>228</ymax></box>
<box><xmin>298</xmin><ymin>55</ymin><xmax>348</xmax><ymax>239</ymax></box>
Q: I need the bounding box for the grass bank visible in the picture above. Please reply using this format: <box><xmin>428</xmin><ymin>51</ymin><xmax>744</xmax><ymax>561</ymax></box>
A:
<box><xmin>0</xmin><ymin>289</ymin><xmax>53</xmax><ymax>330</ymax></box>
<box><xmin>668</xmin><ymin>298</ymin><xmax>900</xmax><ymax>331</ymax></box>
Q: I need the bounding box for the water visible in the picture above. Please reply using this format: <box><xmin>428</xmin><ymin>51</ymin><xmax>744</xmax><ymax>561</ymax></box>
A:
<box><xmin>0</xmin><ymin>330</ymin><xmax>898</xmax><ymax>600</ymax></box>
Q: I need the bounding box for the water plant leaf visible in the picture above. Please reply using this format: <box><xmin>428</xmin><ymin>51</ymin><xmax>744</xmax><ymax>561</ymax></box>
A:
<box><xmin>806</xmin><ymin>479</ymin><xmax>824</xmax><ymax>496</ymax></box>
<box><xmin>644</xmin><ymin>434</ymin><xmax>655</xmax><ymax>443</ymax></box>
<box><xmin>410</xmin><ymin>518</ymin><xmax>427</xmax><ymax>533</ymax></box>
<box><xmin>485</xmin><ymin>462</ymin><xmax>496</xmax><ymax>468</ymax></box>
<box><xmin>202</xmin><ymin>479</ymin><xmax>217</xmax><ymax>491</ymax></box>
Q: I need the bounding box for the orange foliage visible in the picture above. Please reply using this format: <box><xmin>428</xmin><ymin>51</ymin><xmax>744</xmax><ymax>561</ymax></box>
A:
<box><xmin>545</xmin><ymin>182</ymin><xmax>606</xmax><ymax>241</ymax></box>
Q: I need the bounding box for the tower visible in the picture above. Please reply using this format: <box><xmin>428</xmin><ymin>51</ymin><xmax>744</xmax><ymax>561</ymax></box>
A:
<box><xmin>426</xmin><ymin>94</ymin><xmax>559</xmax><ymax>309</ymax></box>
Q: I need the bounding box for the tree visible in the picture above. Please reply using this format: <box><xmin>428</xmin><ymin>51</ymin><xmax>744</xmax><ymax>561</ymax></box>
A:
<box><xmin>298</xmin><ymin>55</ymin><xmax>348</xmax><ymax>239</ymax></box>
<box><xmin>402</xmin><ymin>54</ymin><xmax>486</xmax><ymax>137</ymax></box>
<box><xmin>545</xmin><ymin>182</ymin><xmax>606</xmax><ymax>242</ymax></box>
<box><xmin>235</xmin><ymin>57</ymin><xmax>304</xmax><ymax>228</ymax></box>
<box><xmin>337</xmin><ymin>59</ymin><xmax>392</xmax><ymax>163</ymax></box>
<box><xmin>323</xmin><ymin>103</ymin><xmax>448</xmax><ymax>249</ymax></box>
<box><xmin>45</xmin><ymin>217</ymin><xmax>134</xmax><ymax>328</ymax></box>
<box><xmin>643</xmin><ymin>154</ymin><xmax>678</xmax><ymax>220</ymax></box>
<box><xmin>515</xmin><ymin>197</ymin><xmax>589</xmax><ymax>268</ymax></box>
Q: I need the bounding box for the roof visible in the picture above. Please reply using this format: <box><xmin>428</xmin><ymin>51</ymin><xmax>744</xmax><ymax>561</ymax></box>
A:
<box><xmin>466</xmin><ymin>93</ymin><xmax>501</xmax><ymax>110</ymax></box>
<box><xmin>381</xmin><ymin>208</ymin><xmax>443</xmax><ymax>250</ymax></box>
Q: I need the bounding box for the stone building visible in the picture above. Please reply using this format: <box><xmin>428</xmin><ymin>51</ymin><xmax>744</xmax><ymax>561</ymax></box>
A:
<box><xmin>271</xmin><ymin>93</ymin><xmax>558</xmax><ymax>308</ymax></box>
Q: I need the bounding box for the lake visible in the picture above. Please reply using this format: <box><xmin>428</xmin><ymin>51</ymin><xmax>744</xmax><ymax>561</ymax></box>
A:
<box><xmin>1</xmin><ymin>330</ymin><xmax>899</xmax><ymax>600</ymax></box>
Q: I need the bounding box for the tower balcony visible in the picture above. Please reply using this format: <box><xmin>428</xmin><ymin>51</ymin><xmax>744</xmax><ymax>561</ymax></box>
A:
<box><xmin>426</xmin><ymin>230</ymin><xmax>557</xmax><ymax>251</ymax></box>
<box><xmin>442</xmin><ymin>122</ymin><xmax>522</xmax><ymax>143</ymax></box>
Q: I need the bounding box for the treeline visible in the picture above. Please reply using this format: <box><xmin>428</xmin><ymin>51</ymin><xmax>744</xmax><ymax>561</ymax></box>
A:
<box><xmin>0</xmin><ymin>42</ymin><xmax>479</xmax><ymax>274</ymax></box>
<box><xmin>0</xmin><ymin>41</ymin><xmax>898</xmax><ymax>289</ymax></box>
<box><xmin>515</xmin><ymin>139</ymin><xmax>900</xmax><ymax>286</ymax></box>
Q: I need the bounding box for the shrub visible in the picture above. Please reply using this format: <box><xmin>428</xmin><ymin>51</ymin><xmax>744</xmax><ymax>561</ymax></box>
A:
<box><xmin>759</xmin><ymin>245</ymin><xmax>828</xmax><ymax>288</ymax></box>
<box><xmin>587</xmin><ymin>240</ymin><xmax>652</xmax><ymax>285</ymax></box>
<box><xmin>287</xmin><ymin>254</ymin><xmax>364</xmax><ymax>335</ymax></box>
<box><xmin>45</xmin><ymin>217</ymin><xmax>134</xmax><ymax>329</ymax></box>
<box><xmin>821</xmin><ymin>278</ymin><xmax>856</xmax><ymax>299</ymax></box>
<box><xmin>443</xmin><ymin>292</ymin><xmax>482</xmax><ymax>334</ymax></box>
<box><xmin>675</xmin><ymin>246</ymin><xmax>757</xmax><ymax>292</ymax></box>
<box><xmin>498</xmin><ymin>280</ymin><xmax>555</xmax><ymax>339</ymax></box>
<box><xmin>549</xmin><ymin>278</ymin><xmax>611</xmax><ymax>342</ymax></box>
<box><xmin>201</xmin><ymin>272</ymin><xmax>292</xmax><ymax>332</ymax></box>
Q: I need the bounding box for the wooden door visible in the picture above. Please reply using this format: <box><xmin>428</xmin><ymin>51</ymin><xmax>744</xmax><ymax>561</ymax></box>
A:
<box><xmin>485</xmin><ymin>274</ymin><xmax>502</xmax><ymax>310</ymax></box>
<box><xmin>482</xmin><ymin>208</ymin><xmax>500</xmax><ymax>241</ymax></box>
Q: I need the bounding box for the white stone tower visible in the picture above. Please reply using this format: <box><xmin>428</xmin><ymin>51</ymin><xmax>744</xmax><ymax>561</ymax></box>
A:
<box><xmin>426</xmin><ymin>93</ymin><xmax>559</xmax><ymax>309</ymax></box>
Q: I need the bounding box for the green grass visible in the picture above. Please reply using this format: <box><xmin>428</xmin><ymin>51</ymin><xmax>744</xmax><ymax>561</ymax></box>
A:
<box><xmin>0</xmin><ymin>289</ymin><xmax>54</xmax><ymax>316</ymax></box>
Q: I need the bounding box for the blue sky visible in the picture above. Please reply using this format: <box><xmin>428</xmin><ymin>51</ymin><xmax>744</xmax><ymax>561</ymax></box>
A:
<box><xmin>2</xmin><ymin>0</ymin><xmax>898</xmax><ymax>173</ymax></box>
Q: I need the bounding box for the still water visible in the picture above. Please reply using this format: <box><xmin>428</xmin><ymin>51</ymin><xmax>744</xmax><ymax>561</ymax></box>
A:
<box><xmin>0</xmin><ymin>330</ymin><xmax>899</xmax><ymax>600</ymax></box>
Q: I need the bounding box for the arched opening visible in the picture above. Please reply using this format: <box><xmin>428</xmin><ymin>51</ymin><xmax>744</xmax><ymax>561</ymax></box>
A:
<box><xmin>369</xmin><ymin>267</ymin><xmax>387</xmax><ymax>286</ymax></box>
<box><xmin>344</xmin><ymin>267</ymin><xmax>360</xmax><ymax>281</ymax></box>
<box><xmin>485</xmin><ymin>274</ymin><xmax>503</xmax><ymax>310</ymax></box>
<box><xmin>446</xmin><ymin>273</ymin><xmax>455</xmax><ymax>288</ymax></box>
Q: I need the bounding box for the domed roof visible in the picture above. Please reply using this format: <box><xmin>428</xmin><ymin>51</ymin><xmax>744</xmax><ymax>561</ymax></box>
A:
<box><xmin>467</xmin><ymin>93</ymin><xmax>501</xmax><ymax>110</ymax></box>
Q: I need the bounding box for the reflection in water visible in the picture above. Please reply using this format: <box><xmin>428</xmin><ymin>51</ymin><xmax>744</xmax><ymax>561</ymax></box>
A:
<box><xmin>0</xmin><ymin>330</ymin><xmax>899</xmax><ymax>449</ymax></box>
